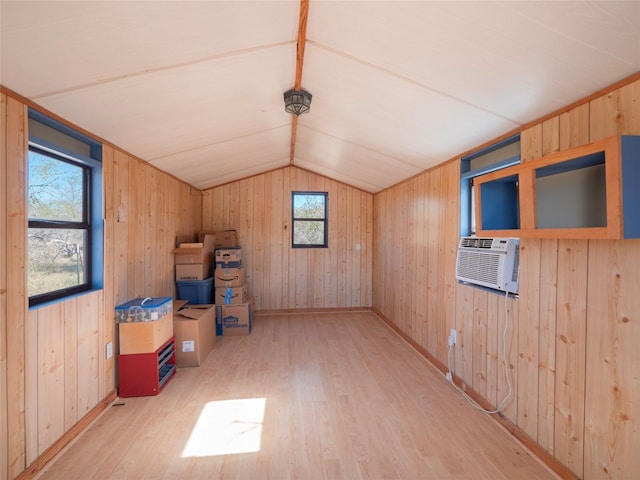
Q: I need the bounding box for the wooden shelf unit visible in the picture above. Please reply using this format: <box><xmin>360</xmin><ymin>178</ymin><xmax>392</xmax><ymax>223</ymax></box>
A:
<box><xmin>474</xmin><ymin>135</ymin><xmax>640</xmax><ymax>239</ymax></box>
<box><xmin>118</xmin><ymin>336</ymin><xmax>176</xmax><ymax>398</ymax></box>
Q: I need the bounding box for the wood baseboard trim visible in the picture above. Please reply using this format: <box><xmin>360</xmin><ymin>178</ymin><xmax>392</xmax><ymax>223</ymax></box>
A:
<box><xmin>16</xmin><ymin>389</ymin><xmax>118</xmax><ymax>480</ymax></box>
<box><xmin>255</xmin><ymin>306</ymin><xmax>372</xmax><ymax>315</ymax></box>
<box><xmin>371</xmin><ymin>308</ymin><xmax>577</xmax><ymax>480</ymax></box>
<box><xmin>371</xmin><ymin>308</ymin><xmax>449</xmax><ymax>373</ymax></box>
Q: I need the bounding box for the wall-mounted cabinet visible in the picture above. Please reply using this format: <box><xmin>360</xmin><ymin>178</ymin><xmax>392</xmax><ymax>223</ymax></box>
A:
<box><xmin>477</xmin><ymin>171</ymin><xmax>520</xmax><ymax>231</ymax></box>
<box><xmin>474</xmin><ymin>135</ymin><xmax>640</xmax><ymax>239</ymax></box>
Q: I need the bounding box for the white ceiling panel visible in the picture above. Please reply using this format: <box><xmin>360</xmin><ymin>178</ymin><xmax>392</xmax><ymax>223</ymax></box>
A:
<box><xmin>499</xmin><ymin>1</ymin><xmax>640</xmax><ymax>62</ymax></box>
<box><xmin>1</xmin><ymin>1</ymin><xmax>638</xmax><ymax>193</ymax></box>
<box><xmin>0</xmin><ymin>1</ymin><xmax>299</xmax><ymax>97</ymax></box>
<box><xmin>298</xmin><ymin>43</ymin><xmax>520</xmax><ymax>170</ymax></box>
<box><xmin>295</xmin><ymin>125</ymin><xmax>422</xmax><ymax>193</ymax></box>
<box><xmin>307</xmin><ymin>1</ymin><xmax>640</xmax><ymax>124</ymax></box>
<box><xmin>34</xmin><ymin>44</ymin><xmax>296</xmax><ymax>161</ymax></box>
<box><xmin>150</xmin><ymin>126</ymin><xmax>292</xmax><ymax>190</ymax></box>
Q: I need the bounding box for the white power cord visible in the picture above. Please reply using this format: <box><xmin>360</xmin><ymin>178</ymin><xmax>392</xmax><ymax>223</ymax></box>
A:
<box><xmin>446</xmin><ymin>288</ymin><xmax>513</xmax><ymax>414</ymax></box>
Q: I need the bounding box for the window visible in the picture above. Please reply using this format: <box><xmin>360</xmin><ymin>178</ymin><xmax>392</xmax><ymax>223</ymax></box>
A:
<box><xmin>291</xmin><ymin>192</ymin><xmax>328</xmax><ymax>248</ymax></box>
<box><xmin>460</xmin><ymin>134</ymin><xmax>520</xmax><ymax>236</ymax></box>
<box><xmin>28</xmin><ymin>109</ymin><xmax>103</xmax><ymax>307</ymax></box>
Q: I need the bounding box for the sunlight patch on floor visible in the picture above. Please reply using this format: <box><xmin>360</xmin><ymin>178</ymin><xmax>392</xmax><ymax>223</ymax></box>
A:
<box><xmin>182</xmin><ymin>398</ymin><xmax>266</xmax><ymax>457</ymax></box>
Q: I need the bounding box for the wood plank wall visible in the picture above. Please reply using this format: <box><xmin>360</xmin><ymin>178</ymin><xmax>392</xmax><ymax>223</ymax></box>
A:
<box><xmin>372</xmin><ymin>78</ymin><xmax>640</xmax><ymax>479</ymax></box>
<box><xmin>0</xmin><ymin>93</ymin><xmax>202</xmax><ymax>480</ymax></box>
<box><xmin>3</xmin><ymin>95</ymin><xmax>28</xmax><ymax>480</ymax></box>
<box><xmin>201</xmin><ymin>166</ymin><xmax>373</xmax><ymax>311</ymax></box>
<box><xmin>1</xmin><ymin>94</ymin><xmax>10</xmax><ymax>480</ymax></box>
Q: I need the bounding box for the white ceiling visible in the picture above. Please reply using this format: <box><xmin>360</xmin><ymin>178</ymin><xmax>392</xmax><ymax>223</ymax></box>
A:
<box><xmin>1</xmin><ymin>1</ymin><xmax>639</xmax><ymax>193</ymax></box>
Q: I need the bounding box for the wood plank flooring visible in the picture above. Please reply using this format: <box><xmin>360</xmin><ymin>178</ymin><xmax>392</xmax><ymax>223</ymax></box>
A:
<box><xmin>37</xmin><ymin>311</ymin><xmax>558</xmax><ymax>479</ymax></box>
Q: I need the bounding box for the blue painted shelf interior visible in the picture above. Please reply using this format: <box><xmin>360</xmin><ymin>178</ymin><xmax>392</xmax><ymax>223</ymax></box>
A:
<box><xmin>479</xmin><ymin>173</ymin><xmax>520</xmax><ymax>231</ymax></box>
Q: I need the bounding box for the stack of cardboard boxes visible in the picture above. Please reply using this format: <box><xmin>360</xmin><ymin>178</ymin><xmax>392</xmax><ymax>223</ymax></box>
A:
<box><xmin>214</xmin><ymin>247</ymin><xmax>247</xmax><ymax>304</ymax></box>
<box><xmin>170</xmin><ymin>232</ymin><xmax>218</xmax><ymax>368</ymax></box>
<box><xmin>169</xmin><ymin>229</ymin><xmax>252</xmax><ymax>370</ymax></box>
<box><xmin>173</xmin><ymin>233</ymin><xmax>216</xmax><ymax>303</ymax></box>
<box><xmin>213</xmin><ymin>235</ymin><xmax>253</xmax><ymax>336</ymax></box>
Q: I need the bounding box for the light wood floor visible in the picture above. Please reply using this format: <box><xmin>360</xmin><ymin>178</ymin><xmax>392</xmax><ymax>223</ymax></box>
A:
<box><xmin>38</xmin><ymin>311</ymin><xmax>558</xmax><ymax>479</ymax></box>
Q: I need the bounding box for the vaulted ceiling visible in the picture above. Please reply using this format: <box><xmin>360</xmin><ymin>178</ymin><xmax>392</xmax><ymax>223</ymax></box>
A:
<box><xmin>1</xmin><ymin>1</ymin><xmax>639</xmax><ymax>193</ymax></box>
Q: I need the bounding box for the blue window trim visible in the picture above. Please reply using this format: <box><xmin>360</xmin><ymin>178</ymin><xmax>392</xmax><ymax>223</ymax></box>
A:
<box><xmin>28</xmin><ymin>108</ymin><xmax>102</xmax><ymax>159</ymax></box>
<box><xmin>460</xmin><ymin>154</ymin><xmax>521</xmax><ymax>181</ymax></box>
<box><xmin>29</xmin><ymin>136</ymin><xmax>102</xmax><ymax>169</ymax></box>
<box><xmin>460</xmin><ymin>134</ymin><xmax>521</xmax><ymax>174</ymax></box>
<box><xmin>27</xmin><ymin>108</ymin><xmax>103</xmax><ymax>308</ymax></box>
<box><xmin>460</xmin><ymin>134</ymin><xmax>521</xmax><ymax>237</ymax></box>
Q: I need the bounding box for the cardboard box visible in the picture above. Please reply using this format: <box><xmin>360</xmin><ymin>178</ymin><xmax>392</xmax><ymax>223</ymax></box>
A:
<box><xmin>173</xmin><ymin>302</ymin><xmax>216</xmax><ymax>367</ymax></box>
<box><xmin>199</xmin><ymin>230</ymin><xmax>238</xmax><ymax>247</ymax></box>
<box><xmin>215</xmin><ymin>284</ymin><xmax>249</xmax><ymax>305</ymax></box>
<box><xmin>175</xmin><ymin>234</ymin><xmax>195</xmax><ymax>247</ymax></box>
<box><xmin>119</xmin><ymin>311</ymin><xmax>174</xmax><ymax>354</ymax></box>
<box><xmin>216</xmin><ymin>300</ymin><xmax>253</xmax><ymax>336</ymax></box>
<box><xmin>214</xmin><ymin>266</ymin><xmax>246</xmax><ymax>287</ymax></box>
<box><xmin>176</xmin><ymin>263</ymin><xmax>210</xmax><ymax>281</ymax></box>
<box><xmin>172</xmin><ymin>234</ymin><xmax>216</xmax><ymax>264</ymax></box>
<box><xmin>215</xmin><ymin>247</ymin><xmax>242</xmax><ymax>268</ymax></box>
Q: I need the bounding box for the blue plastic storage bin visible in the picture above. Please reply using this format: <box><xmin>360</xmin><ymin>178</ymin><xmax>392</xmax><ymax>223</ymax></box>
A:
<box><xmin>176</xmin><ymin>277</ymin><xmax>213</xmax><ymax>304</ymax></box>
<box><xmin>115</xmin><ymin>296</ymin><xmax>173</xmax><ymax>323</ymax></box>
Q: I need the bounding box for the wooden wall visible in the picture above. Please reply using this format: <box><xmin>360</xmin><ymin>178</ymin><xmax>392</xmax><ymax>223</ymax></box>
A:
<box><xmin>2</xmin><ymin>78</ymin><xmax>638</xmax><ymax>480</ymax></box>
<box><xmin>372</xmin><ymin>78</ymin><xmax>640</xmax><ymax>479</ymax></box>
<box><xmin>202</xmin><ymin>166</ymin><xmax>373</xmax><ymax>311</ymax></box>
<box><xmin>1</xmin><ymin>93</ymin><xmax>10</xmax><ymax>480</ymax></box>
<box><xmin>0</xmin><ymin>92</ymin><xmax>202</xmax><ymax>480</ymax></box>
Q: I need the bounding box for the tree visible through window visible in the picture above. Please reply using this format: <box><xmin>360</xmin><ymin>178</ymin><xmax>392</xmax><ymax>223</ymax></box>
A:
<box><xmin>292</xmin><ymin>192</ymin><xmax>328</xmax><ymax>248</ymax></box>
<box><xmin>28</xmin><ymin>146</ymin><xmax>91</xmax><ymax>303</ymax></box>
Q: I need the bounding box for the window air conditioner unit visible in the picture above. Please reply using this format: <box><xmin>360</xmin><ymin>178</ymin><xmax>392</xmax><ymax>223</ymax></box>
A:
<box><xmin>456</xmin><ymin>237</ymin><xmax>520</xmax><ymax>293</ymax></box>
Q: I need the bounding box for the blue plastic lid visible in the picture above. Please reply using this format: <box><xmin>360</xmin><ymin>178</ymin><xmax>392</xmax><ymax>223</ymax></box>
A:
<box><xmin>115</xmin><ymin>296</ymin><xmax>172</xmax><ymax>310</ymax></box>
<box><xmin>176</xmin><ymin>277</ymin><xmax>213</xmax><ymax>286</ymax></box>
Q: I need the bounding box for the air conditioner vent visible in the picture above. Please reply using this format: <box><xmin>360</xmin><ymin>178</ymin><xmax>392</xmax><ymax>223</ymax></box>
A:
<box><xmin>460</xmin><ymin>237</ymin><xmax>478</xmax><ymax>248</ymax></box>
<box><xmin>459</xmin><ymin>237</ymin><xmax>498</xmax><ymax>249</ymax></box>
<box><xmin>456</xmin><ymin>237</ymin><xmax>520</xmax><ymax>293</ymax></box>
<box><xmin>511</xmin><ymin>246</ymin><xmax>520</xmax><ymax>284</ymax></box>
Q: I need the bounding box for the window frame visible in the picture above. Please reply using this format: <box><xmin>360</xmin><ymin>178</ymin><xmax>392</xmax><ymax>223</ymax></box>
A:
<box><xmin>291</xmin><ymin>191</ymin><xmax>329</xmax><ymax>248</ymax></box>
<box><xmin>28</xmin><ymin>145</ymin><xmax>93</xmax><ymax>305</ymax></box>
<box><xmin>460</xmin><ymin>134</ymin><xmax>521</xmax><ymax>237</ymax></box>
<box><xmin>27</xmin><ymin>109</ymin><xmax>103</xmax><ymax>308</ymax></box>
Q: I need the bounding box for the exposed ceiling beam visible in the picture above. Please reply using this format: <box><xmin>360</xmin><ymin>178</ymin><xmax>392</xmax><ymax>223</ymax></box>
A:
<box><xmin>294</xmin><ymin>0</ymin><xmax>309</xmax><ymax>91</ymax></box>
<box><xmin>289</xmin><ymin>0</ymin><xmax>309</xmax><ymax>164</ymax></box>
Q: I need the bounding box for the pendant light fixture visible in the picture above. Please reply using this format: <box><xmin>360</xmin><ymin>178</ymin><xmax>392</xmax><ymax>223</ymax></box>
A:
<box><xmin>283</xmin><ymin>88</ymin><xmax>312</xmax><ymax>115</ymax></box>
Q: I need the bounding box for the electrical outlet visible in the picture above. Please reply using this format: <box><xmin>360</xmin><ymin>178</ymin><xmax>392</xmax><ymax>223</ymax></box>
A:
<box><xmin>450</xmin><ymin>328</ymin><xmax>457</xmax><ymax>345</ymax></box>
<box><xmin>105</xmin><ymin>342</ymin><xmax>113</xmax><ymax>360</ymax></box>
